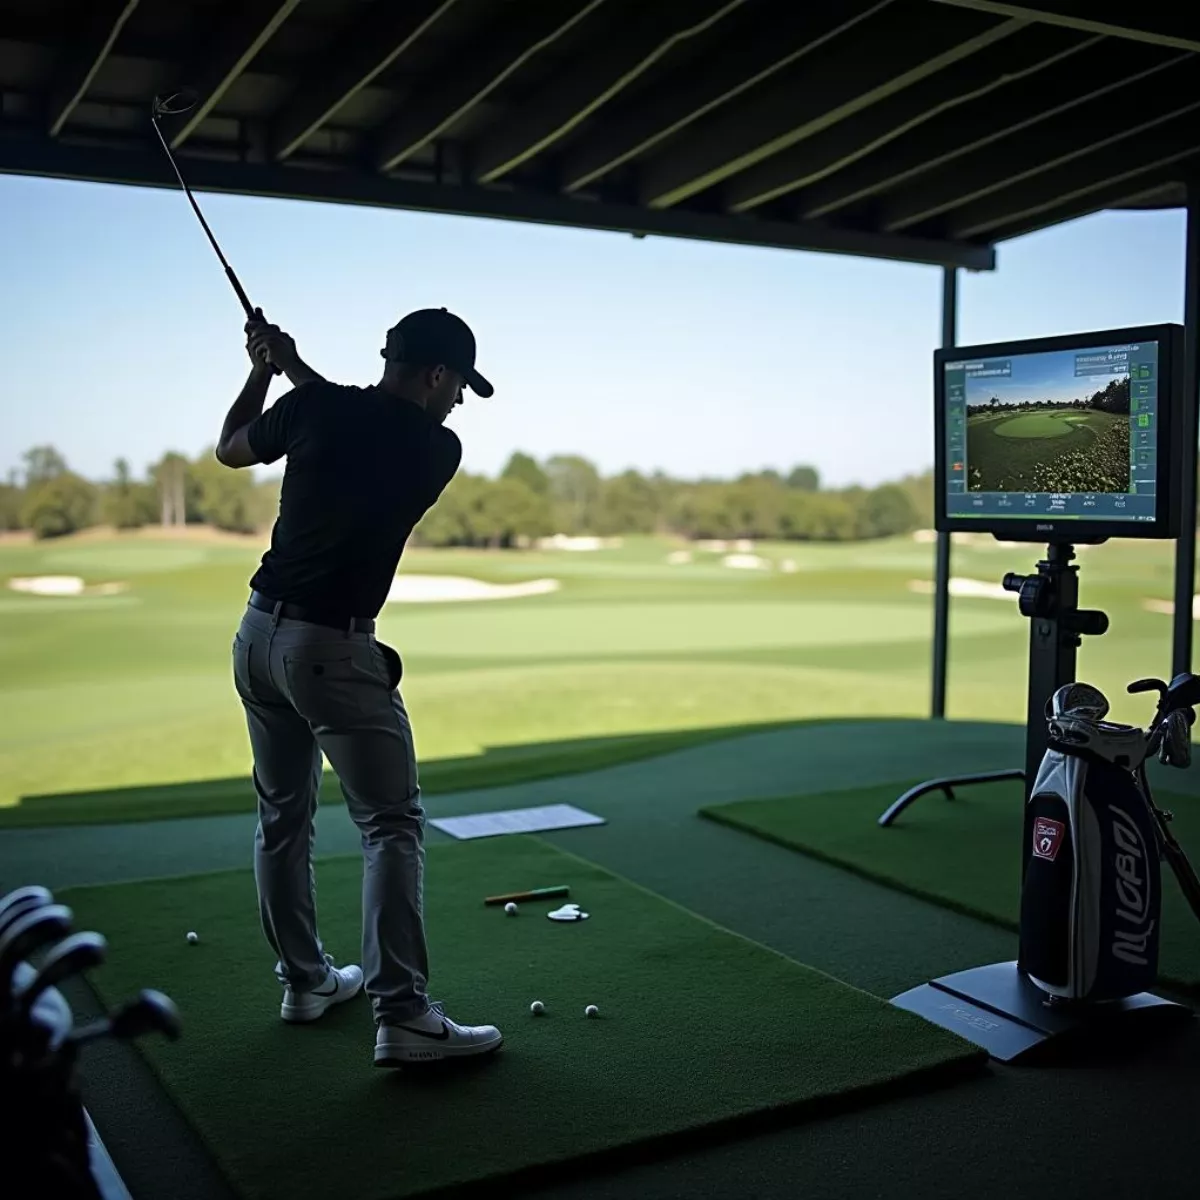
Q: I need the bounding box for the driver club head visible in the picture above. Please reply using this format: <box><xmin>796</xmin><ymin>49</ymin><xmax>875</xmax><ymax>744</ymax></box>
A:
<box><xmin>17</xmin><ymin>931</ymin><xmax>107</xmax><ymax>1016</ymax></box>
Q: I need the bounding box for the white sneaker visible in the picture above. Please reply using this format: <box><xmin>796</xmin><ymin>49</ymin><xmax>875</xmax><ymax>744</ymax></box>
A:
<box><xmin>280</xmin><ymin>963</ymin><xmax>364</xmax><ymax>1023</ymax></box>
<box><xmin>374</xmin><ymin>1001</ymin><xmax>503</xmax><ymax>1066</ymax></box>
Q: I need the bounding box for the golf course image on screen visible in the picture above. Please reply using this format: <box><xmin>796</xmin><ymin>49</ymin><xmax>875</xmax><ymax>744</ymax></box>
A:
<box><xmin>964</xmin><ymin>351</ymin><xmax>1132</xmax><ymax>495</ymax></box>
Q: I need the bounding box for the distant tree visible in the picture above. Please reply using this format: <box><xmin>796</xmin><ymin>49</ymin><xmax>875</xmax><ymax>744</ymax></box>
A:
<box><xmin>500</xmin><ymin>452</ymin><xmax>550</xmax><ymax>496</ymax></box>
<box><xmin>190</xmin><ymin>450</ymin><xmax>258</xmax><ymax>533</ymax></box>
<box><xmin>857</xmin><ymin>483</ymin><xmax>920</xmax><ymax>539</ymax></box>
<box><xmin>545</xmin><ymin>455</ymin><xmax>603</xmax><ymax>534</ymax></box>
<box><xmin>103</xmin><ymin>458</ymin><xmax>156</xmax><ymax>529</ymax></box>
<box><xmin>786</xmin><ymin>465</ymin><xmax>820</xmax><ymax>492</ymax></box>
<box><xmin>0</xmin><ymin>469</ymin><xmax>24</xmax><ymax>531</ymax></box>
<box><xmin>22</xmin><ymin>446</ymin><xmax>69</xmax><ymax>487</ymax></box>
<box><xmin>21</xmin><ymin>472</ymin><xmax>98</xmax><ymax>539</ymax></box>
<box><xmin>478</xmin><ymin>477</ymin><xmax>555</xmax><ymax>547</ymax></box>
<box><xmin>151</xmin><ymin>452</ymin><xmax>197</xmax><ymax>527</ymax></box>
<box><xmin>598</xmin><ymin>470</ymin><xmax>659</xmax><ymax>535</ymax></box>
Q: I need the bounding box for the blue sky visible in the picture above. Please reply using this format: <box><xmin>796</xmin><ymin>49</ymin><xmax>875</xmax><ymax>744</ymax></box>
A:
<box><xmin>965</xmin><ymin>346</ymin><xmax>1132</xmax><ymax>408</ymax></box>
<box><xmin>0</xmin><ymin>173</ymin><xmax>1187</xmax><ymax>488</ymax></box>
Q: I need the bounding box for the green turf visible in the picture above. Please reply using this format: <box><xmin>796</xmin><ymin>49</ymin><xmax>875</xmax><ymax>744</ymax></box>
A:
<box><xmin>699</xmin><ymin>779</ymin><xmax>1200</xmax><ymax>990</ymax></box>
<box><xmin>58</xmin><ymin>836</ymin><xmax>983</xmax><ymax>1200</ymax></box>
<box><xmin>965</xmin><ymin>409</ymin><xmax>1128</xmax><ymax>492</ymax></box>
<box><xmin>0</xmin><ymin>531</ymin><xmax>1182</xmax><ymax>816</ymax></box>
<box><xmin>992</xmin><ymin>413</ymin><xmax>1073</xmax><ymax>438</ymax></box>
<box><xmin>0</xmin><ymin>720</ymin><xmax>801</xmax><ymax>828</ymax></box>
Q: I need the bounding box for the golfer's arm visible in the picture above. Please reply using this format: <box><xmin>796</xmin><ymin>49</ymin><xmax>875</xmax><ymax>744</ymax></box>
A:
<box><xmin>215</xmin><ymin>368</ymin><xmax>273</xmax><ymax>468</ymax></box>
<box><xmin>281</xmin><ymin>356</ymin><xmax>325</xmax><ymax>387</ymax></box>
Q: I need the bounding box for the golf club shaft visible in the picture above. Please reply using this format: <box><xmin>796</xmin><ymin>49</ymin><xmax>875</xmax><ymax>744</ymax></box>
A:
<box><xmin>150</xmin><ymin>114</ymin><xmax>281</xmax><ymax>373</ymax></box>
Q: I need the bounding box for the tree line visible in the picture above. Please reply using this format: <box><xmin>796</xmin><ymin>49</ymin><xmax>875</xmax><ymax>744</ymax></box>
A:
<box><xmin>0</xmin><ymin>444</ymin><xmax>934</xmax><ymax>545</ymax></box>
<box><xmin>967</xmin><ymin>375</ymin><xmax>1131</xmax><ymax>418</ymax></box>
<box><xmin>0</xmin><ymin>446</ymin><xmax>278</xmax><ymax>539</ymax></box>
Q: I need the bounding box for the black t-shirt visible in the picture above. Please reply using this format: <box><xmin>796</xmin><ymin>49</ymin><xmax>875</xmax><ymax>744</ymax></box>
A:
<box><xmin>245</xmin><ymin>381</ymin><xmax>461</xmax><ymax>618</ymax></box>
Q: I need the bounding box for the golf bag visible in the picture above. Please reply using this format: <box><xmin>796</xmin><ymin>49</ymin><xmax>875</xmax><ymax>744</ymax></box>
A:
<box><xmin>1018</xmin><ymin>704</ymin><xmax>1162</xmax><ymax>1003</ymax></box>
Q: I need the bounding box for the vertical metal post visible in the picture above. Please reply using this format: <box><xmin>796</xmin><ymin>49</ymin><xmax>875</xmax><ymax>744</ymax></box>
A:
<box><xmin>932</xmin><ymin>266</ymin><xmax>958</xmax><ymax>718</ymax></box>
<box><xmin>1173</xmin><ymin>188</ymin><xmax>1200</xmax><ymax>677</ymax></box>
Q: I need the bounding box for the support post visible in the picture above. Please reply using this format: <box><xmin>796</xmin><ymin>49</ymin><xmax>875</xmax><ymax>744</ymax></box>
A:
<box><xmin>1172</xmin><ymin>187</ymin><xmax>1200</xmax><ymax>677</ymax></box>
<box><xmin>932</xmin><ymin>266</ymin><xmax>958</xmax><ymax>718</ymax></box>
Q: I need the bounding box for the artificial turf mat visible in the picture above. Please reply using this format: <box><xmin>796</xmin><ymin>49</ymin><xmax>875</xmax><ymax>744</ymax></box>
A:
<box><xmin>699</xmin><ymin>779</ymin><xmax>1200</xmax><ymax>992</ymax></box>
<box><xmin>59</xmin><ymin>836</ymin><xmax>985</xmax><ymax>1200</ymax></box>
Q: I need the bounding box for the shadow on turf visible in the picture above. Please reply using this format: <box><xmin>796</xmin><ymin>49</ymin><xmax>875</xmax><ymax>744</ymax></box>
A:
<box><xmin>0</xmin><ymin>716</ymin><xmax>944</xmax><ymax>830</ymax></box>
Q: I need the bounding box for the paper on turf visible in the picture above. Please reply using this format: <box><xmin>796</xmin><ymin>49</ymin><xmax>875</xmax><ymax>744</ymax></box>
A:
<box><xmin>430</xmin><ymin>803</ymin><xmax>605</xmax><ymax>840</ymax></box>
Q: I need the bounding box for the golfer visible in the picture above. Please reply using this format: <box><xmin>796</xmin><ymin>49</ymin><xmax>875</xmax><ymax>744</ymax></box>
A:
<box><xmin>215</xmin><ymin>308</ymin><xmax>503</xmax><ymax>1066</ymax></box>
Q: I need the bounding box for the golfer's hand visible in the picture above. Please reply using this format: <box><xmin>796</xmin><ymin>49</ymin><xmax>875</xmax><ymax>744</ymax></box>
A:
<box><xmin>245</xmin><ymin>313</ymin><xmax>297</xmax><ymax>373</ymax></box>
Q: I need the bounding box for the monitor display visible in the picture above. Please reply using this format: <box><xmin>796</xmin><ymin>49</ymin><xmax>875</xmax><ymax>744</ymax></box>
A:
<box><xmin>935</xmin><ymin>325</ymin><xmax>1183</xmax><ymax>542</ymax></box>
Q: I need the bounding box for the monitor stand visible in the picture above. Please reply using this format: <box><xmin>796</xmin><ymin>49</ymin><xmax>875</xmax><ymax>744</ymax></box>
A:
<box><xmin>880</xmin><ymin>541</ymin><xmax>1193</xmax><ymax>1062</ymax></box>
<box><xmin>878</xmin><ymin>541</ymin><xmax>1106</xmax><ymax>826</ymax></box>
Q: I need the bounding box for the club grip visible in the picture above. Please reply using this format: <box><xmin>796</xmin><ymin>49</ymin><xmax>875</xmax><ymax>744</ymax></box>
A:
<box><xmin>245</xmin><ymin>300</ymin><xmax>283</xmax><ymax>377</ymax></box>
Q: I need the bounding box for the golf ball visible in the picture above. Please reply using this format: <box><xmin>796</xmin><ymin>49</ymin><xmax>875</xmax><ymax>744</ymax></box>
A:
<box><xmin>585</xmin><ymin>1004</ymin><xmax>598</xmax><ymax>1018</ymax></box>
<box><xmin>186</xmin><ymin>931</ymin><xmax>199</xmax><ymax>944</ymax></box>
<box><xmin>504</xmin><ymin>902</ymin><xmax>518</xmax><ymax>915</ymax></box>
<box><xmin>530</xmin><ymin>1000</ymin><xmax>545</xmax><ymax>1015</ymax></box>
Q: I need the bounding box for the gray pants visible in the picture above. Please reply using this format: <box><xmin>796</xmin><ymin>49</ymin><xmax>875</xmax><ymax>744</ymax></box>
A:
<box><xmin>232</xmin><ymin>603</ymin><xmax>430</xmax><ymax>1025</ymax></box>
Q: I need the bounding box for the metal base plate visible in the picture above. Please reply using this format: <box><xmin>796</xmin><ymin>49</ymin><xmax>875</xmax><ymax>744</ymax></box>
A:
<box><xmin>892</xmin><ymin>961</ymin><xmax>1194</xmax><ymax>1063</ymax></box>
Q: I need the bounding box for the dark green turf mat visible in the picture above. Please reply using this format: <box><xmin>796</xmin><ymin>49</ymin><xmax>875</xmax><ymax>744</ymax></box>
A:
<box><xmin>699</xmin><ymin>780</ymin><xmax>1200</xmax><ymax>991</ymax></box>
<box><xmin>0</xmin><ymin>720</ymin><xmax>803</xmax><ymax>829</ymax></box>
<box><xmin>59</xmin><ymin>836</ymin><xmax>984</xmax><ymax>1200</ymax></box>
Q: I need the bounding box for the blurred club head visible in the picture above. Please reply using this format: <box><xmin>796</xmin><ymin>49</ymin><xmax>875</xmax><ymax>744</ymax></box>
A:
<box><xmin>0</xmin><ymin>887</ymin><xmax>54</xmax><ymax>939</ymax></box>
<box><xmin>0</xmin><ymin>905</ymin><xmax>74</xmax><ymax>996</ymax></box>
<box><xmin>111</xmin><ymin>990</ymin><xmax>182</xmax><ymax>1042</ymax></box>
<box><xmin>18</xmin><ymin>932</ymin><xmax>108</xmax><ymax>1014</ymax></box>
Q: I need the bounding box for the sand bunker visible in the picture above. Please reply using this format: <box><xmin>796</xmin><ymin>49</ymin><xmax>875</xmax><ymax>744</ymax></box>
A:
<box><xmin>723</xmin><ymin>553</ymin><xmax>770</xmax><ymax>570</ymax></box>
<box><xmin>1143</xmin><ymin>596</ymin><xmax>1200</xmax><ymax>619</ymax></box>
<box><xmin>387</xmin><ymin>575</ymin><xmax>560</xmax><ymax>604</ymax></box>
<box><xmin>908</xmin><ymin>577</ymin><xmax>1013</xmax><ymax>601</ymax></box>
<box><xmin>7</xmin><ymin>576</ymin><xmax>128</xmax><ymax>597</ymax></box>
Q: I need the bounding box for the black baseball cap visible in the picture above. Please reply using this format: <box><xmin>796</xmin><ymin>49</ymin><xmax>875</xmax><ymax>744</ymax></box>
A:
<box><xmin>390</xmin><ymin>307</ymin><xmax>493</xmax><ymax>397</ymax></box>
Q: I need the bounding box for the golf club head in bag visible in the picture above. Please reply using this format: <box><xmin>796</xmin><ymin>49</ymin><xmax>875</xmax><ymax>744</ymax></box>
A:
<box><xmin>1047</xmin><ymin>682</ymin><xmax>1110</xmax><ymax>723</ymax></box>
<box><xmin>1158</xmin><ymin>708</ymin><xmax>1194</xmax><ymax>769</ymax></box>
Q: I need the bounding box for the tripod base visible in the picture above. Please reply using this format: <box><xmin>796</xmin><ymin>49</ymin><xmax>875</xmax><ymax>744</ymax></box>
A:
<box><xmin>891</xmin><ymin>962</ymin><xmax>1193</xmax><ymax>1063</ymax></box>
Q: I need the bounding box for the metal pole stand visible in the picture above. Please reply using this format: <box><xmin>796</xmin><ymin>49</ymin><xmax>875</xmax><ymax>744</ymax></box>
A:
<box><xmin>878</xmin><ymin>542</ymin><xmax>1105</xmax><ymax>827</ymax></box>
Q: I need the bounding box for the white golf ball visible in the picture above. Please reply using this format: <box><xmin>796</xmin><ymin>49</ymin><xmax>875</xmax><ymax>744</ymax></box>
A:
<box><xmin>504</xmin><ymin>902</ymin><xmax>518</xmax><ymax>915</ymax></box>
<box><xmin>530</xmin><ymin>1000</ymin><xmax>545</xmax><ymax>1015</ymax></box>
<box><xmin>186</xmin><ymin>931</ymin><xmax>199</xmax><ymax>944</ymax></box>
<box><xmin>585</xmin><ymin>1004</ymin><xmax>598</xmax><ymax>1018</ymax></box>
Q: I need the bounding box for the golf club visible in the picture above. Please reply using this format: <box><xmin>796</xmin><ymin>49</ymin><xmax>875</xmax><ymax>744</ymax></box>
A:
<box><xmin>15</xmin><ymin>933</ymin><xmax>107</xmax><ymax>1018</ymax></box>
<box><xmin>68</xmin><ymin>989</ymin><xmax>182</xmax><ymax>1049</ymax></box>
<box><xmin>0</xmin><ymin>906</ymin><xmax>73</xmax><ymax>1000</ymax></box>
<box><xmin>150</xmin><ymin>88</ymin><xmax>281</xmax><ymax>373</ymax></box>
<box><xmin>0</xmin><ymin>889</ymin><xmax>54</xmax><ymax>941</ymax></box>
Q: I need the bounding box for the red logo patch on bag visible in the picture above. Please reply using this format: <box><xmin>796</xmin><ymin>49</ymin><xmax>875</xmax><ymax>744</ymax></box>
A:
<box><xmin>1032</xmin><ymin>817</ymin><xmax>1066</xmax><ymax>862</ymax></box>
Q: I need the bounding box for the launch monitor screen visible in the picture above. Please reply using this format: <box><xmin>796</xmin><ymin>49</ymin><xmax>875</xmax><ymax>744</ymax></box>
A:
<box><xmin>935</xmin><ymin>325</ymin><xmax>1183</xmax><ymax>541</ymax></box>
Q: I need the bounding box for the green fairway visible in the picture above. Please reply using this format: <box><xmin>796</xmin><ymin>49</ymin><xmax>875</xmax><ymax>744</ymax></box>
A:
<box><xmin>992</xmin><ymin>412</ymin><xmax>1074</xmax><ymax>438</ymax></box>
<box><xmin>965</xmin><ymin>408</ymin><xmax>1130</xmax><ymax>493</ymax></box>
<box><xmin>58</xmin><ymin>836</ymin><xmax>983</xmax><ymax>1200</ymax></box>
<box><xmin>699</xmin><ymin>779</ymin><xmax>1200</xmax><ymax>990</ymax></box>
<box><xmin>0</xmin><ymin>529</ymin><xmax>1181</xmax><ymax>818</ymax></box>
